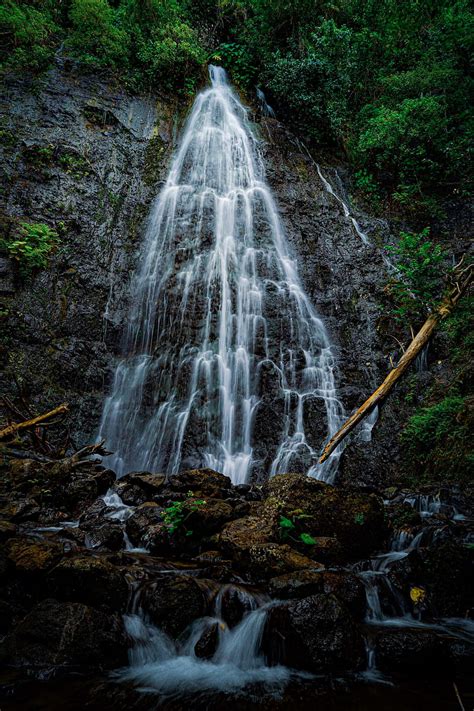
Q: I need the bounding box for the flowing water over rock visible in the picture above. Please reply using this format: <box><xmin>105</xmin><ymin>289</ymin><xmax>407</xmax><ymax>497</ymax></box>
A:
<box><xmin>99</xmin><ymin>66</ymin><xmax>344</xmax><ymax>484</ymax></box>
<box><xmin>116</xmin><ymin>587</ymin><xmax>293</xmax><ymax>696</ymax></box>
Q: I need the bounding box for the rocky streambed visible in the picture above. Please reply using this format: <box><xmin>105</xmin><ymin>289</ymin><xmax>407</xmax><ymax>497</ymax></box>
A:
<box><xmin>0</xmin><ymin>457</ymin><xmax>473</xmax><ymax>710</ymax></box>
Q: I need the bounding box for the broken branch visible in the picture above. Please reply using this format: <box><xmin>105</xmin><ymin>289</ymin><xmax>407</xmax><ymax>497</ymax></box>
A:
<box><xmin>0</xmin><ymin>403</ymin><xmax>69</xmax><ymax>441</ymax></box>
<box><xmin>319</xmin><ymin>264</ymin><xmax>472</xmax><ymax>463</ymax></box>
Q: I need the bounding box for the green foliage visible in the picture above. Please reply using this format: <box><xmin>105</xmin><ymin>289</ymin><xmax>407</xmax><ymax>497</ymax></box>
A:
<box><xmin>68</xmin><ymin>0</ymin><xmax>129</xmax><ymax>68</ymax></box>
<box><xmin>401</xmin><ymin>396</ymin><xmax>471</xmax><ymax>481</ymax></box>
<box><xmin>386</xmin><ymin>228</ymin><xmax>446</xmax><ymax>323</ymax></box>
<box><xmin>1</xmin><ymin>222</ymin><xmax>59</xmax><ymax>276</ymax></box>
<box><xmin>213</xmin><ymin>42</ymin><xmax>255</xmax><ymax>88</ymax></box>
<box><xmin>353</xmin><ymin>512</ymin><xmax>365</xmax><ymax>525</ymax></box>
<box><xmin>278</xmin><ymin>513</ymin><xmax>317</xmax><ymax>546</ymax></box>
<box><xmin>0</xmin><ymin>0</ymin><xmax>59</xmax><ymax>71</ymax></box>
<box><xmin>219</xmin><ymin>0</ymin><xmax>473</xmax><ymax>207</ymax></box>
<box><xmin>163</xmin><ymin>491</ymin><xmax>206</xmax><ymax>536</ymax></box>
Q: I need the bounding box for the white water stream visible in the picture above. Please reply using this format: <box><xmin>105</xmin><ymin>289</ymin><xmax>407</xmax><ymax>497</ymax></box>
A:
<box><xmin>99</xmin><ymin>66</ymin><xmax>344</xmax><ymax>484</ymax></box>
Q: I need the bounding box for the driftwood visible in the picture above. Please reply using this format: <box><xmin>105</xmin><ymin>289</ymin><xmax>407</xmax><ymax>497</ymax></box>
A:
<box><xmin>319</xmin><ymin>260</ymin><xmax>472</xmax><ymax>463</ymax></box>
<box><xmin>0</xmin><ymin>403</ymin><xmax>69</xmax><ymax>441</ymax></box>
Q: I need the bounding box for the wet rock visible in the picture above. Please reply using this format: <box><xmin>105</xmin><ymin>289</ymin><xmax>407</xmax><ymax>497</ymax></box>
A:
<box><xmin>6</xmin><ymin>538</ymin><xmax>63</xmax><ymax>576</ymax></box>
<box><xmin>2</xmin><ymin>598</ymin><xmax>127</xmax><ymax>671</ymax></box>
<box><xmin>167</xmin><ymin>469</ymin><xmax>233</xmax><ymax>499</ymax></box>
<box><xmin>218</xmin><ymin>513</ymin><xmax>274</xmax><ymax>559</ymax></box>
<box><xmin>310</xmin><ymin>536</ymin><xmax>344</xmax><ymax>565</ymax></box>
<box><xmin>92</xmin><ymin>468</ymin><xmax>116</xmax><ymax>494</ymax></box>
<box><xmin>0</xmin><ymin>520</ymin><xmax>17</xmax><ymax>542</ymax></box>
<box><xmin>265</xmin><ymin>593</ymin><xmax>365</xmax><ymax>673</ymax></box>
<box><xmin>79</xmin><ymin>498</ymin><xmax>109</xmax><ymax>529</ymax></box>
<box><xmin>320</xmin><ymin>571</ymin><xmax>366</xmax><ymax>619</ymax></box>
<box><xmin>217</xmin><ymin>585</ymin><xmax>262</xmax><ymax>628</ymax></box>
<box><xmin>114</xmin><ymin>481</ymin><xmax>148</xmax><ymax>507</ymax></box>
<box><xmin>183</xmin><ymin>498</ymin><xmax>234</xmax><ymax>536</ymax></box>
<box><xmin>48</xmin><ymin>555</ymin><xmax>129</xmax><ymax>611</ymax></box>
<box><xmin>122</xmin><ymin>472</ymin><xmax>166</xmax><ymax>495</ymax></box>
<box><xmin>263</xmin><ymin>474</ymin><xmax>387</xmax><ymax>559</ymax></box>
<box><xmin>416</xmin><ymin>541</ymin><xmax>473</xmax><ymax>617</ymax></box>
<box><xmin>247</xmin><ymin>543</ymin><xmax>317</xmax><ymax>578</ymax></box>
<box><xmin>126</xmin><ymin>502</ymin><xmax>164</xmax><ymax>546</ymax></box>
<box><xmin>375</xmin><ymin>629</ymin><xmax>450</xmax><ymax>675</ymax></box>
<box><xmin>194</xmin><ymin>621</ymin><xmax>220</xmax><ymax>659</ymax></box>
<box><xmin>84</xmin><ymin>522</ymin><xmax>124</xmax><ymax>551</ymax></box>
<box><xmin>140</xmin><ymin>575</ymin><xmax>207</xmax><ymax>637</ymax></box>
<box><xmin>268</xmin><ymin>569</ymin><xmax>324</xmax><ymax>600</ymax></box>
<box><xmin>60</xmin><ymin>475</ymin><xmax>99</xmax><ymax>510</ymax></box>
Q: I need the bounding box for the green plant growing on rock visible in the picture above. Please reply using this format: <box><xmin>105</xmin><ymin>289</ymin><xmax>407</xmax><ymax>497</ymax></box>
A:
<box><xmin>163</xmin><ymin>491</ymin><xmax>206</xmax><ymax>537</ymax></box>
<box><xmin>279</xmin><ymin>514</ymin><xmax>317</xmax><ymax>546</ymax></box>
<box><xmin>401</xmin><ymin>395</ymin><xmax>472</xmax><ymax>483</ymax></box>
<box><xmin>2</xmin><ymin>222</ymin><xmax>59</xmax><ymax>276</ymax></box>
<box><xmin>386</xmin><ymin>228</ymin><xmax>446</xmax><ymax>324</ymax></box>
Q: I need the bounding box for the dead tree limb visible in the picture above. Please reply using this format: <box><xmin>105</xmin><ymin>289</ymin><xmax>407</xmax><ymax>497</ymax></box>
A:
<box><xmin>0</xmin><ymin>403</ymin><xmax>69</xmax><ymax>441</ymax></box>
<box><xmin>319</xmin><ymin>264</ymin><xmax>472</xmax><ymax>463</ymax></box>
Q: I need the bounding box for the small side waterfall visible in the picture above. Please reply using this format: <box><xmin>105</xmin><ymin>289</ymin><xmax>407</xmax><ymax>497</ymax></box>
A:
<box><xmin>116</xmin><ymin>589</ymin><xmax>291</xmax><ymax>695</ymax></box>
<box><xmin>99</xmin><ymin>66</ymin><xmax>344</xmax><ymax>484</ymax></box>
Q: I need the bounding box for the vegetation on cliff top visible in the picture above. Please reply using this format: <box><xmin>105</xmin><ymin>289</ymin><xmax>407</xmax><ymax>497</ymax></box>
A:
<box><xmin>1</xmin><ymin>0</ymin><xmax>472</xmax><ymax>209</ymax></box>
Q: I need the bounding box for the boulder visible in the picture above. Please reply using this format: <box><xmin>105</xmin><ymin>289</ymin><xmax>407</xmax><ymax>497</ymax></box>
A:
<box><xmin>218</xmin><ymin>514</ymin><xmax>274</xmax><ymax>558</ymax></box>
<box><xmin>375</xmin><ymin>628</ymin><xmax>450</xmax><ymax>675</ymax></box>
<box><xmin>167</xmin><ymin>469</ymin><xmax>233</xmax><ymax>499</ymax></box>
<box><xmin>140</xmin><ymin>575</ymin><xmax>207</xmax><ymax>637</ymax></box>
<box><xmin>126</xmin><ymin>502</ymin><xmax>164</xmax><ymax>546</ymax></box>
<box><xmin>83</xmin><ymin>522</ymin><xmax>124</xmax><ymax>551</ymax></box>
<box><xmin>247</xmin><ymin>543</ymin><xmax>318</xmax><ymax>578</ymax></box>
<box><xmin>2</xmin><ymin>598</ymin><xmax>127</xmax><ymax>670</ymax></box>
<box><xmin>416</xmin><ymin>541</ymin><xmax>473</xmax><ymax>617</ymax></box>
<box><xmin>194</xmin><ymin>621</ymin><xmax>220</xmax><ymax>659</ymax></box>
<box><xmin>182</xmin><ymin>498</ymin><xmax>234</xmax><ymax>536</ymax></box>
<box><xmin>0</xmin><ymin>520</ymin><xmax>17</xmax><ymax>542</ymax></box>
<box><xmin>320</xmin><ymin>572</ymin><xmax>366</xmax><ymax>619</ymax></box>
<box><xmin>263</xmin><ymin>474</ymin><xmax>387</xmax><ymax>559</ymax></box>
<box><xmin>264</xmin><ymin>593</ymin><xmax>365</xmax><ymax>673</ymax></box>
<box><xmin>268</xmin><ymin>569</ymin><xmax>324</xmax><ymax>600</ymax></box>
<box><xmin>217</xmin><ymin>585</ymin><xmax>262</xmax><ymax>628</ymax></box>
<box><xmin>6</xmin><ymin>538</ymin><xmax>63</xmax><ymax>575</ymax></box>
<box><xmin>122</xmin><ymin>472</ymin><xmax>166</xmax><ymax>495</ymax></box>
<box><xmin>48</xmin><ymin>555</ymin><xmax>129</xmax><ymax>611</ymax></box>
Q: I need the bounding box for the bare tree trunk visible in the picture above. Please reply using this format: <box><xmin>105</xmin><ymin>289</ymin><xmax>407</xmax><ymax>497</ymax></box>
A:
<box><xmin>0</xmin><ymin>403</ymin><xmax>69</xmax><ymax>441</ymax></box>
<box><xmin>319</xmin><ymin>264</ymin><xmax>472</xmax><ymax>464</ymax></box>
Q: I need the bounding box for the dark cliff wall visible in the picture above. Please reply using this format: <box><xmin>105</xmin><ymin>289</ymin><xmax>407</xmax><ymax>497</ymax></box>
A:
<box><xmin>2</xmin><ymin>66</ymin><xmax>460</xmax><ymax>487</ymax></box>
<box><xmin>1</xmin><ymin>66</ymin><xmax>179</xmax><ymax>444</ymax></box>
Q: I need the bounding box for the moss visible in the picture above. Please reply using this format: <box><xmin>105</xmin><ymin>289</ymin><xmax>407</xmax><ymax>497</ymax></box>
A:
<box><xmin>401</xmin><ymin>395</ymin><xmax>472</xmax><ymax>485</ymax></box>
<box><xmin>143</xmin><ymin>134</ymin><xmax>166</xmax><ymax>187</ymax></box>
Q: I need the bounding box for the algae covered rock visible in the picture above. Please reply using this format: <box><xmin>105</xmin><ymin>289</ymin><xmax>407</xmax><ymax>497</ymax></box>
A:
<box><xmin>264</xmin><ymin>592</ymin><xmax>365</xmax><ymax>673</ymax></box>
<box><xmin>2</xmin><ymin>598</ymin><xmax>127</xmax><ymax>671</ymax></box>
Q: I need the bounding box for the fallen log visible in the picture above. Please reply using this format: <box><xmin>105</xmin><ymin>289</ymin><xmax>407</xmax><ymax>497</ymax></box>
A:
<box><xmin>319</xmin><ymin>262</ymin><xmax>472</xmax><ymax>463</ymax></box>
<box><xmin>0</xmin><ymin>403</ymin><xmax>69</xmax><ymax>441</ymax></box>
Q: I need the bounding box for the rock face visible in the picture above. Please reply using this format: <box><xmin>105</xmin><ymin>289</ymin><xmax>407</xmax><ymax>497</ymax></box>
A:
<box><xmin>3</xmin><ymin>598</ymin><xmax>127</xmax><ymax>670</ymax></box>
<box><xmin>0</xmin><ymin>64</ymin><xmax>178</xmax><ymax>444</ymax></box>
<box><xmin>264</xmin><ymin>593</ymin><xmax>365</xmax><ymax>673</ymax></box>
<box><xmin>140</xmin><ymin>575</ymin><xmax>208</xmax><ymax>637</ymax></box>
<box><xmin>0</xmin><ymin>63</ymin><xmax>414</xmax><ymax>489</ymax></box>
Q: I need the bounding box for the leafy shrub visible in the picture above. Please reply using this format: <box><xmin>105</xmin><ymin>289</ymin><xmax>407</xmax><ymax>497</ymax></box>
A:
<box><xmin>386</xmin><ymin>228</ymin><xmax>446</xmax><ymax>323</ymax></box>
<box><xmin>2</xmin><ymin>222</ymin><xmax>59</xmax><ymax>276</ymax></box>
<box><xmin>401</xmin><ymin>396</ymin><xmax>471</xmax><ymax>478</ymax></box>
<box><xmin>68</xmin><ymin>0</ymin><xmax>129</xmax><ymax>68</ymax></box>
<box><xmin>135</xmin><ymin>20</ymin><xmax>205</xmax><ymax>92</ymax></box>
<box><xmin>163</xmin><ymin>492</ymin><xmax>206</xmax><ymax>537</ymax></box>
<box><xmin>0</xmin><ymin>0</ymin><xmax>59</xmax><ymax>71</ymax></box>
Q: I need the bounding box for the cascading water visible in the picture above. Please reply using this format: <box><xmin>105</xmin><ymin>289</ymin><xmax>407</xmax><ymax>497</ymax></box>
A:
<box><xmin>116</xmin><ymin>587</ymin><xmax>292</xmax><ymax>695</ymax></box>
<box><xmin>99</xmin><ymin>66</ymin><xmax>344</xmax><ymax>484</ymax></box>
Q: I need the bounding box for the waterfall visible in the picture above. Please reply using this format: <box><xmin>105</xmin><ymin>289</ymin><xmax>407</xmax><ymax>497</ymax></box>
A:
<box><xmin>116</xmin><ymin>594</ymin><xmax>291</xmax><ymax>695</ymax></box>
<box><xmin>99</xmin><ymin>66</ymin><xmax>344</xmax><ymax>484</ymax></box>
